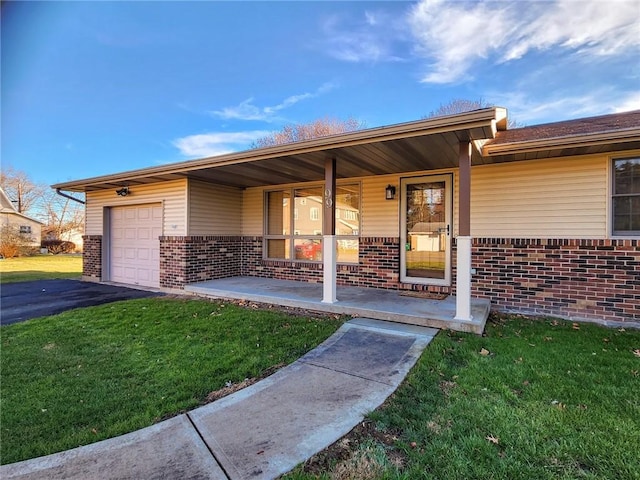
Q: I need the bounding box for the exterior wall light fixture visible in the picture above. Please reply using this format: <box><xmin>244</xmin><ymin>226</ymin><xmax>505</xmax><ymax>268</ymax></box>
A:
<box><xmin>116</xmin><ymin>187</ymin><xmax>129</xmax><ymax>197</ymax></box>
<box><xmin>385</xmin><ymin>184</ymin><xmax>396</xmax><ymax>200</ymax></box>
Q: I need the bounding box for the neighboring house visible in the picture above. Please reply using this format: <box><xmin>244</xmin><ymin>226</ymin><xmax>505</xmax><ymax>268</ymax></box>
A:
<box><xmin>43</xmin><ymin>226</ymin><xmax>85</xmax><ymax>252</ymax></box>
<box><xmin>52</xmin><ymin>108</ymin><xmax>640</xmax><ymax>328</ymax></box>
<box><xmin>0</xmin><ymin>188</ymin><xmax>44</xmax><ymax>247</ymax></box>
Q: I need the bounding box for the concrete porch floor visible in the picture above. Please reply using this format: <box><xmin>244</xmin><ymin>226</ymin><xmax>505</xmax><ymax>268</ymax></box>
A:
<box><xmin>185</xmin><ymin>277</ymin><xmax>490</xmax><ymax>334</ymax></box>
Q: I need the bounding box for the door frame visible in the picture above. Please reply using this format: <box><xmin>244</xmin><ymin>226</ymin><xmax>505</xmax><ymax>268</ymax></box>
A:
<box><xmin>400</xmin><ymin>173</ymin><xmax>453</xmax><ymax>286</ymax></box>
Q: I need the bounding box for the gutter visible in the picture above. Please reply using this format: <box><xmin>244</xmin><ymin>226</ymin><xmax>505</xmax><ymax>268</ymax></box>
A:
<box><xmin>55</xmin><ymin>188</ymin><xmax>85</xmax><ymax>205</ymax></box>
<box><xmin>483</xmin><ymin>128</ymin><xmax>640</xmax><ymax>156</ymax></box>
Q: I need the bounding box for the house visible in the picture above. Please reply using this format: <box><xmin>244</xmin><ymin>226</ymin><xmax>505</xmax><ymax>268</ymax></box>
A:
<box><xmin>42</xmin><ymin>226</ymin><xmax>85</xmax><ymax>252</ymax></box>
<box><xmin>0</xmin><ymin>187</ymin><xmax>44</xmax><ymax>248</ymax></box>
<box><xmin>52</xmin><ymin>108</ymin><xmax>640</xmax><ymax>329</ymax></box>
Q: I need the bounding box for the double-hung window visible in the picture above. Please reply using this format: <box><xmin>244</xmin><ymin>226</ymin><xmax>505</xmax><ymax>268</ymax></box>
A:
<box><xmin>612</xmin><ymin>158</ymin><xmax>640</xmax><ymax>235</ymax></box>
<box><xmin>265</xmin><ymin>183</ymin><xmax>360</xmax><ymax>263</ymax></box>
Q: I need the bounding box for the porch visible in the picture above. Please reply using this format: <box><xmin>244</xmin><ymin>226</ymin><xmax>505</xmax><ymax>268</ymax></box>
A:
<box><xmin>184</xmin><ymin>276</ymin><xmax>490</xmax><ymax>334</ymax></box>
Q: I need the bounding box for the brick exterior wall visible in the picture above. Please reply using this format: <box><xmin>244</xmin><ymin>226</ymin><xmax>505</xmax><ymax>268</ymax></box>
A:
<box><xmin>472</xmin><ymin>238</ymin><xmax>640</xmax><ymax>324</ymax></box>
<box><xmin>238</xmin><ymin>236</ymin><xmax>451</xmax><ymax>293</ymax></box>
<box><xmin>159</xmin><ymin>236</ymin><xmax>242</xmax><ymax>289</ymax></box>
<box><xmin>82</xmin><ymin>235</ymin><xmax>102</xmax><ymax>281</ymax></box>
<box><xmin>149</xmin><ymin>234</ymin><xmax>639</xmax><ymax>324</ymax></box>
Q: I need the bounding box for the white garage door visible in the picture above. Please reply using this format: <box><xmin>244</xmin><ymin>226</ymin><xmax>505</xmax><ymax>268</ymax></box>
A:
<box><xmin>110</xmin><ymin>204</ymin><xmax>162</xmax><ymax>288</ymax></box>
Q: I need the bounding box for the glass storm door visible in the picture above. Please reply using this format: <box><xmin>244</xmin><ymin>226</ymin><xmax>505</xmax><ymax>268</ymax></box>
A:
<box><xmin>400</xmin><ymin>175</ymin><xmax>452</xmax><ymax>286</ymax></box>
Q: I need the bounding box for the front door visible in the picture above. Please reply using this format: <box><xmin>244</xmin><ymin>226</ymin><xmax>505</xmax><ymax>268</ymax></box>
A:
<box><xmin>400</xmin><ymin>174</ymin><xmax>452</xmax><ymax>286</ymax></box>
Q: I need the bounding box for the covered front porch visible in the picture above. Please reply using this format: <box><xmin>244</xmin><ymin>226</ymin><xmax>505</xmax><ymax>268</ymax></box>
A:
<box><xmin>185</xmin><ymin>276</ymin><xmax>490</xmax><ymax>334</ymax></box>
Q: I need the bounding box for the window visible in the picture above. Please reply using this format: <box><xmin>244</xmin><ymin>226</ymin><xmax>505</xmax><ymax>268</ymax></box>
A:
<box><xmin>612</xmin><ymin>158</ymin><xmax>640</xmax><ymax>235</ymax></box>
<box><xmin>265</xmin><ymin>183</ymin><xmax>360</xmax><ymax>262</ymax></box>
<box><xmin>19</xmin><ymin>225</ymin><xmax>32</xmax><ymax>234</ymax></box>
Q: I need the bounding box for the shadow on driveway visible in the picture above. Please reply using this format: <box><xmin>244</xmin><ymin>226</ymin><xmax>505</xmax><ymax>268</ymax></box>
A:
<box><xmin>1</xmin><ymin>280</ymin><xmax>164</xmax><ymax>325</ymax></box>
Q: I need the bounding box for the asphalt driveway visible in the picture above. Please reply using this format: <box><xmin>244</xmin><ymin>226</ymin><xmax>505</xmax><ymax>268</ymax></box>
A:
<box><xmin>0</xmin><ymin>279</ymin><xmax>163</xmax><ymax>325</ymax></box>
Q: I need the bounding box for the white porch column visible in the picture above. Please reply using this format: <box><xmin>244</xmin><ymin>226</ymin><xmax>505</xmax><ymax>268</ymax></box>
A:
<box><xmin>322</xmin><ymin>157</ymin><xmax>337</xmax><ymax>304</ymax></box>
<box><xmin>322</xmin><ymin>235</ymin><xmax>337</xmax><ymax>303</ymax></box>
<box><xmin>455</xmin><ymin>236</ymin><xmax>472</xmax><ymax>321</ymax></box>
<box><xmin>455</xmin><ymin>141</ymin><xmax>473</xmax><ymax>321</ymax></box>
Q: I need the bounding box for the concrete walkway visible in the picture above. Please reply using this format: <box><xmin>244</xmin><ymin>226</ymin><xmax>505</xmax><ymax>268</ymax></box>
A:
<box><xmin>1</xmin><ymin>318</ymin><xmax>437</xmax><ymax>480</ymax></box>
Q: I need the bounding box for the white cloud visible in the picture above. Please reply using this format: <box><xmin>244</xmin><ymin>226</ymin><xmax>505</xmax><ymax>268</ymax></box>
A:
<box><xmin>173</xmin><ymin>131</ymin><xmax>270</xmax><ymax>158</ymax></box>
<box><xmin>613</xmin><ymin>92</ymin><xmax>640</xmax><ymax>113</ymax></box>
<box><xmin>487</xmin><ymin>85</ymin><xmax>640</xmax><ymax>125</ymax></box>
<box><xmin>211</xmin><ymin>83</ymin><xmax>336</xmax><ymax>122</ymax></box>
<box><xmin>321</xmin><ymin>11</ymin><xmax>408</xmax><ymax>63</ymax></box>
<box><xmin>409</xmin><ymin>0</ymin><xmax>640</xmax><ymax>84</ymax></box>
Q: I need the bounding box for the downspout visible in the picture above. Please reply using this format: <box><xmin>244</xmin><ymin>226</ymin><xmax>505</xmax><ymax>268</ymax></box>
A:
<box><xmin>56</xmin><ymin>188</ymin><xmax>85</xmax><ymax>205</ymax></box>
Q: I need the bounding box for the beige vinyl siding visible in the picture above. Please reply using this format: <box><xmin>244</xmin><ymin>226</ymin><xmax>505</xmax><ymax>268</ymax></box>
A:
<box><xmin>238</xmin><ymin>155</ymin><xmax>608</xmax><ymax>240</ymax></box>
<box><xmin>85</xmin><ymin>179</ymin><xmax>187</xmax><ymax>236</ymax></box>
<box><xmin>471</xmin><ymin>156</ymin><xmax>607</xmax><ymax>238</ymax></box>
<box><xmin>242</xmin><ymin>170</ymin><xmax>458</xmax><ymax>238</ymax></box>
<box><xmin>188</xmin><ymin>180</ymin><xmax>242</xmax><ymax>235</ymax></box>
<box><xmin>242</xmin><ymin>188</ymin><xmax>263</xmax><ymax>235</ymax></box>
<box><xmin>361</xmin><ymin>175</ymin><xmax>399</xmax><ymax>237</ymax></box>
<box><xmin>361</xmin><ymin>169</ymin><xmax>461</xmax><ymax>237</ymax></box>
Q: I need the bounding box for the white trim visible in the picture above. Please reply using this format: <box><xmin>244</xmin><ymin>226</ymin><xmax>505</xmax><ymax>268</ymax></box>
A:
<box><xmin>322</xmin><ymin>235</ymin><xmax>337</xmax><ymax>303</ymax></box>
<box><xmin>454</xmin><ymin>236</ymin><xmax>473</xmax><ymax>321</ymax></box>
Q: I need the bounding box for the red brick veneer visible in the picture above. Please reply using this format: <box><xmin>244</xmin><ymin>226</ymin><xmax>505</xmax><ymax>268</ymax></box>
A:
<box><xmin>240</xmin><ymin>236</ymin><xmax>450</xmax><ymax>293</ymax></box>
<box><xmin>156</xmin><ymin>235</ymin><xmax>639</xmax><ymax>324</ymax></box>
<box><xmin>159</xmin><ymin>236</ymin><xmax>242</xmax><ymax>289</ymax></box>
<box><xmin>82</xmin><ymin>235</ymin><xmax>102</xmax><ymax>281</ymax></box>
<box><xmin>471</xmin><ymin>238</ymin><xmax>640</xmax><ymax>324</ymax></box>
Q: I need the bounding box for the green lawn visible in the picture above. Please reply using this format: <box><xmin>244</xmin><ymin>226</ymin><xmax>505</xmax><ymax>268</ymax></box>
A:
<box><xmin>0</xmin><ymin>297</ymin><xmax>343</xmax><ymax>465</ymax></box>
<box><xmin>285</xmin><ymin>316</ymin><xmax>640</xmax><ymax>480</ymax></box>
<box><xmin>0</xmin><ymin>255</ymin><xmax>82</xmax><ymax>283</ymax></box>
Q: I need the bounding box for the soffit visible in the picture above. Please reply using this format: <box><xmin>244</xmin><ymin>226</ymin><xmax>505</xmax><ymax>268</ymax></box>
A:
<box><xmin>53</xmin><ymin>108</ymin><xmax>505</xmax><ymax>192</ymax></box>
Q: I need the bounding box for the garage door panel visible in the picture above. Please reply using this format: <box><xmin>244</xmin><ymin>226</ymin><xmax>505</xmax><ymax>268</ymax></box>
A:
<box><xmin>110</xmin><ymin>203</ymin><xmax>162</xmax><ymax>288</ymax></box>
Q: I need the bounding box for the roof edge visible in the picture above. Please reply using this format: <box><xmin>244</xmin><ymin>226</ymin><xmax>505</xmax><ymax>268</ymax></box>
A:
<box><xmin>483</xmin><ymin>127</ymin><xmax>640</xmax><ymax>156</ymax></box>
<box><xmin>53</xmin><ymin>108</ymin><xmax>504</xmax><ymax>191</ymax></box>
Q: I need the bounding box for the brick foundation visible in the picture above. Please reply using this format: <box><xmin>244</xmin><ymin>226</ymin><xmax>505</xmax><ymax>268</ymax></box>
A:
<box><xmin>82</xmin><ymin>235</ymin><xmax>102</xmax><ymax>281</ymax></box>
<box><xmin>472</xmin><ymin>238</ymin><xmax>640</xmax><ymax>324</ymax></box>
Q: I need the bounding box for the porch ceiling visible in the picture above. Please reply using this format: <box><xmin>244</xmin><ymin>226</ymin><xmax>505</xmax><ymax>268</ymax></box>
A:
<box><xmin>53</xmin><ymin>108</ymin><xmax>506</xmax><ymax>192</ymax></box>
<box><xmin>183</xmin><ymin>131</ymin><xmax>486</xmax><ymax>188</ymax></box>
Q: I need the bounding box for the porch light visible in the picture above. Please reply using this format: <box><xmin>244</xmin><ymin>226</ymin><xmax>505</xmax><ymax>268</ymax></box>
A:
<box><xmin>385</xmin><ymin>184</ymin><xmax>396</xmax><ymax>200</ymax></box>
<box><xmin>115</xmin><ymin>187</ymin><xmax>129</xmax><ymax>197</ymax></box>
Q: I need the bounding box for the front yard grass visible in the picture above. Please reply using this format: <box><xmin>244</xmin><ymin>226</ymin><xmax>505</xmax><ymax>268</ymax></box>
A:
<box><xmin>285</xmin><ymin>315</ymin><xmax>640</xmax><ymax>480</ymax></box>
<box><xmin>0</xmin><ymin>255</ymin><xmax>82</xmax><ymax>283</ymax></box>
<box><xmin>0</xmin><ymin>297</ymin><xmax>343</xmax><ymax>465</ymax></box>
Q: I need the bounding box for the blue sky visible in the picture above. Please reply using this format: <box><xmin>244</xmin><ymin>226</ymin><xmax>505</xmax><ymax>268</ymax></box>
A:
<box><xmin>3</xmin><ymin>0</ymin><xmax>639</xmax><ymax>187</ymax></box>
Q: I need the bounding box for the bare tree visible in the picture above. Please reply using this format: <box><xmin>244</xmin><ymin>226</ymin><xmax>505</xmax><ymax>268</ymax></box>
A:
<box><xmin>0</xmin><ymin>166</ymin><xmax>45</xmax><ymax>214</ymax></box>
<box><xmin>426</xmin><ymin>98</ymin><xmax>522</xmax><ymax>128</ymax></box>
<box><xmin>427</xmin><ymin>98</ymin><xmax>492</xmax><ymax>118</ymax></box>
<box><xmin>252</xmin><ymin>116</ymin><xmax>365</xmax><ymax>149</ymax></box>
<box><xmin>1</xmin><ymin>167</ymin><xmax>85</xmax><ymax>245</ymax></box>
<box><xmin>41</xmin><ymin>189</ymin><xmax>85</xmax><ymax>242</ymax></box>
